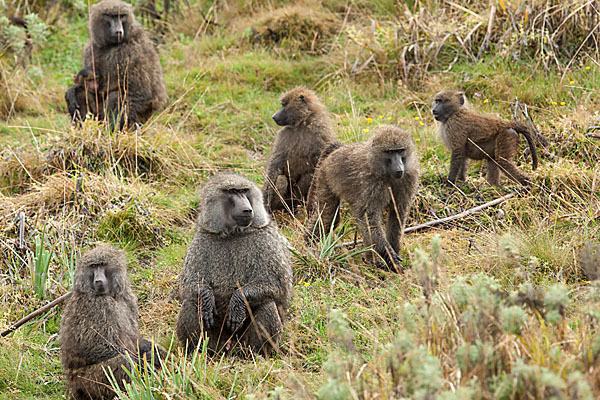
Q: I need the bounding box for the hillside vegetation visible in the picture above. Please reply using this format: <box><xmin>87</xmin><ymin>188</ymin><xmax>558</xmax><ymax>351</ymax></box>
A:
<box><xmin>0</xmin><ymin>0</ymin><xmax>599</xmax><ymax>398</ymax></box>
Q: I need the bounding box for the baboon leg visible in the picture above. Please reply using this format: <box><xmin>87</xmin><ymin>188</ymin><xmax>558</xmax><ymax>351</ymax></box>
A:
<box><xmin>242</xmin><ymin>301</ymin><xmax>282</xmax><ymax>356</ymax></box>
<box><xmin>68</xmin><ymin>354</ymin><xmax>135</xmax><ymax>400</ymax></box>
<box><xmin>176</xmin><ymin>299</ymin><xmax>202</xmax><ymax>352</ymax></box>
<box><xmin>295</xmin><ymin>173</ymin><xmax>313</xmax><ymax>203</ymax></box>
<box><xmin>307</xmin><ymin>189</ymin><xmax>340</xmax><ymax>241</ymax></box>
<box><xmin>106</xmin><ymin>90</ymin><xmax>126</xmax><ymax>130</ymax></box>
<box><xmin>386</xmin><ymin>207</ymin><xmax>403</xmax><ymax>254</ymax></box>
<box><xmin>496</xmin><ymin>129</ymin><xmax>531</xmax><ymax>186</ymax></box>
<box><xmin>457</xmin><ymin>158</ymin><xmax>468</xmax><ymax>181</ymax></box>
<box><xmin>486</xmin><ymin>159</ymin><xmax>500</xmax><ymax>186</ymax></box>
<box><xmin>448</xmin><ymin>148</ymin><xmax>466</xmax><ymax>184</ymax></box>
<box><xmin>358</xmin><ymin>207</ymin><xmax>401</xmax><ymax>268</ymax></box>
<box><xmin>270</xmin><ymin>174</ymin><xmax>289</xmax><ymax>211</ymax></box>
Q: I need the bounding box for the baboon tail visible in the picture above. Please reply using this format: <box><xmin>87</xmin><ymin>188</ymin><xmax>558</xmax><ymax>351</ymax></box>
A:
<box><xmin>306</xmin><ymin>142</ymin><xmax>342</xmax><ymax>215</ymax></box>
<box><xmin>512</xmin><ymin>123</ymin><xmax>538</xmax><ymax>170</ymax></box>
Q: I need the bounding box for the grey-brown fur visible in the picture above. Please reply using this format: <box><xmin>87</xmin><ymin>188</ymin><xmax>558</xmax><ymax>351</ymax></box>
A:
<box><xmin>65</xmin><ymin>0</ymin><xmax>167</xmax><ymax>129</ymax></box>
<box><xmin>65</xmin><ymin>68</ymin><xmax>104</xmax><ymax>124</ymax></box>
<box><xmin>59</xmin><ymin>244</ymin><xmax>165</xmax><ymax>400</ymax></box>
<box><xmin>306</xmin><ymin>125</ymin><xmax>419</xmax><ymax>271</ymax></box>
<box><xmin>263</xmin><ymin>86</ymin><xmax>336</xmax><ymax>213</ymax></box>
<box><xmin>432</xmin><ymin>89</ymin><xmax>538</xmax><ymax>187</ymax></box>
<box><xmin>177</xmin><ymin>173</ymin><xmax>293</xmax><ymax>356</ymax></box>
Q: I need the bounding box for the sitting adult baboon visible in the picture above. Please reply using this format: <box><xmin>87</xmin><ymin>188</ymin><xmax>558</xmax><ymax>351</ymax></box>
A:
<box><xmin>177</xmin><ymin>173</ymin><xmax>293</xmax><ymax>356</ymax></box>
<box><xmin>60</xmin><ymin>244</ymin><xmax>165</xmax><ymax>400</ymax></box>
<box><xmin>263</xmin><ymin>86</ymin><xmax>336</xmax><ymax>213</ymax></box>
<box><xmin>306</xmin><ymin>125</ymin><xmax>419</xmax><ymax>271</ymax></box>
<box><xmin>431</xmin><ymin>89</ymin><xmax>538</xmax><ymax>187</ymax></box>
<box><xmin>64</xmin><ymin>0</ymin><xmax>168</xmax><ymax>129</ymax></box>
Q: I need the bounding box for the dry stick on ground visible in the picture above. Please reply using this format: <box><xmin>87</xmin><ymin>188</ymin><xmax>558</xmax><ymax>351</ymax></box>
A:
<box><xmin>339</xmin><ymin>193</ymin><xmax>515</xmax><ymax>248</ymax></box>
<box><xmin>1</xmin><ymin>292</ymin><xmax>72</xmax><ymax>337</ymax></box>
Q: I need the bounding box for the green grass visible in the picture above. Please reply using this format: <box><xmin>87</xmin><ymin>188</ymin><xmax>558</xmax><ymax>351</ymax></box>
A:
<box><xmin>0</xmin><ymin>0</ymin><xmax>599</xmax><ymax>398</ymax></box>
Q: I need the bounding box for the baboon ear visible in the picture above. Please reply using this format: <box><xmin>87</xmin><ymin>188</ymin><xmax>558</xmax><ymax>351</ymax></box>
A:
<box><xmin>300</xmin><ymin>95</ymin><xmax>306</xmax><ymax>104</ymax></box>
<box><xmin>458</xmin><ymin>93</ymin><xmax>465</xmax><ymax>105</ymax></box>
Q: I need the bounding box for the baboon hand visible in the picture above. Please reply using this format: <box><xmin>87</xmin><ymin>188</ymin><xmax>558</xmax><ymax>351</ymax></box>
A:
<box><xmin>200</xmin><ymin>288</ymin><xmax>216</xmax><ymax>329</ymax></box>
<box><xmin>376</xmin><ymin>247</ymin><xmax>403</xmax><ymax>271</ymax></box>
<box><xmin>226</xmin><ymin>290</ymin><xmax>247</xmax><ymax>332</ymax></box>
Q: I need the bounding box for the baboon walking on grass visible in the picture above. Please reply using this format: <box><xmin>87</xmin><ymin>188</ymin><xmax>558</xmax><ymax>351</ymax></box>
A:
<box><xmin>177</xmin><ymin>173</ymin><xmax>293</xmax><ymax>356</ymax></box>
<box><xmin>431</xmin><ymin>89</ymin><xmax>538</xmax><ymax>187</ymax></box>
<box><xmin>60</xmin><ymin>244</ymin><xmax>165</xmax><ymax>400</ymax></box>
<box><xmin>263</xmin><ymin>86</ymin><xmax>337</xmax><ymax>213</ymax></box>
<box><xmin>306</xmin><ymin>125</ymin><xmax>419</xmax><ymax>271</ymax></box>
<box><xmin>65</xmin><ymin>0</ymin><xmax>167</xmax><ymax>129</ymax></box>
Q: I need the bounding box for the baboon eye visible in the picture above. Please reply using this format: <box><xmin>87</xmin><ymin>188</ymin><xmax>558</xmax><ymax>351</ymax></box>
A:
<box><xmin>299</xmin><ymin>95</ymin><xmax>306</xmax><ymax>103</ymax></box>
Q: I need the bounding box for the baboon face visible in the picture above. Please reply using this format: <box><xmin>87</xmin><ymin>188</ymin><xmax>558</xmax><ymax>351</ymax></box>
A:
<box><xmin>73</xmin><ymin>245</ymin><xmax>126</xmax><ymax>296</ymax></box>
<box><xmin>432</xmin><ymin>90</ymin><xmax>464</xmax><ymax>122</ymax></box>
<box><xmin>371</xmin><ymin>126</ymin><xmax>416</xmax><ymax>180</ymax></box>
<box><xmin>272</xmin><ymin>87</ymin><xmax>318</xmax><ymax>127</ymax></box>
<box><xmin>90</xmin><ymin>0</ymin><xmax>132</xmax><ymax>47</ymax></box>
<box><xmin>222</xmin><ymin>188</ymin><xmax>254</xmax><ymax>228</ymax></box>
<box><xmin>198</xmin><ymin>173</ymin><xmax>269</xmax><ymax>236</ymax></box>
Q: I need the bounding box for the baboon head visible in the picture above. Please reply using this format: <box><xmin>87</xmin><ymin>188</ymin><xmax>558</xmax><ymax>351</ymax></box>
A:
<box><xmin>197</xmin><ymin>173</ymin><xmax>270</xmax><ymax>237</ymax></box>
<box><xmin>272</xmin><ymin>86</ymin><xmax>326</xmax><ymax>127</ymax></box>
<box><xmin>89</xmin><ymin>0</ymin><xmax>135</xmax><ymax>47</ymax></box>
<box><xmin>370</xmin><ymin>125</ymin><xmax>417</xmax><ymax>179</ymax></box>
<box><xmin>73</xmin><ymin>244</ymin><xmax>127</xmax><ymax>296</ymax></box>
<box><xmin>431</xmin><ymin>89</ymin><xmax>465</xmax><ymax>123</ymax></box>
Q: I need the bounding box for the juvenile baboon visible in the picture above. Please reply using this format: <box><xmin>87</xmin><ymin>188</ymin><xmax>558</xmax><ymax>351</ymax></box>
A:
<box><xmin>431</xmin><ymin>89</ymin><xmax>538</xmax><ymax>187</ymax></box>
<box><xmin>177</xmin><ymin>173</ymin><xmax>293</xmax><ymax>356</ymax></box>
<box><xmin>65</xmin><ymin>68</ymin><xmax>103</xmax><ymax>124</ymax></box>
<box><xmin>263</xmin><ymin>86</ymin><xmax>336</xmax><ymax>213</ymax></box>
<box><xmin>306</xmin><ymin>125</ymin><xmax>419</xmax><ymax>271</ymax></box>
<box><xmin>60</xmin><ymin>244</ymin><xmax>165</xmax><ymax>400</ymax></box>
<box><xmin>65</xmin><ymin>0</ymin><xmax>168</xmax><ymax>129</ymax></box>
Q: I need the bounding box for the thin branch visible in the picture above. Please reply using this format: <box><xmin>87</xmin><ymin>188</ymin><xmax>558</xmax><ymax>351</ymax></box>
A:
<box><xmin>1</xmin><ymin>292</ymin><xmax>71</xmax><ymax>337</ymax></box>
<box><xmin>339</xmin><ymin>193</ymin><xmax>515</xmax><ymax>248</ymax></box>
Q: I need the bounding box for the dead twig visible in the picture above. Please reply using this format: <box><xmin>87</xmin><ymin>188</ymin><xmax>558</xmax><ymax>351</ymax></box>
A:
<box><xmin>1</xmin><ymin>292</ymin><xmax>71</xmax><ymax>337</ymax></box>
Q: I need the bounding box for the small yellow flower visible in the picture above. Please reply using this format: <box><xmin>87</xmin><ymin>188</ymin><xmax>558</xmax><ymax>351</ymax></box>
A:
<box><xmin>583</xmin><ymin>280</ymin><xmax>591</xmax><ymax>284</ymax></box>
<box><xmin>318</xmin><ymin>314</ymin><xmax>324</xmax><ymax>318</ymax></box>
<box><xmin>269</xmin><ymin>357</ymin><xmax>274</xmax><ymax>361</ymax></box>
<box><xmin>397</xmin><ymin>296</ymin><xmax>402</xmax><ymax>300</ymax></box>
<box><xmin>366</xmin><ymin>117</ymin><xmax>373</xmax><ymax>123</ymax></box>
<box><xmin>364</xmin><ymin>128</ymin><xmax>369</xmax><ymax>133</ymax></box>
<box><xmin>329</xmin><ymin>97</ymin><xmax>333</xmax><ymax>100</ymax></box>
<box><xmin>149</xmin><ymin>274</ymin><xmax>154</xmax><ymax>280</ymax></box>
<box><xmin>552</xmin><ymin>101</ymin><xmax>557</xmax><ymax>105</ymax></box>
<box><xmin>586</xmin><ymin>66</ymin><xmax>591</xmax><ymax>70</ymax></box>
<box><xmin>415</xmin><ymin>138</ymin><xmax>421</xmax><ymax>142</ymax></box>
<box><xmin>419</xmin><ymin>121</ymin><xmax>424</xmax><ymax>126</ymax></box>
<box><xmin>560</xmin><ymin>101</ymin><xmax>565</xmax><ymax>106</ymax></box>
<box><xmin>483</xmin><ymin>99</ymin><xmax>488</xmax><ymax>104</ymax></box>
<box><xmin>387</xmin><ymin>116</ymin><xmax>392</xmax><ymax>120</ymax></box>
<box><xmin>379</xmin><ymin>115</ymin><xmax>383</xmax><ymax>119</ymax></box>
<box><xmin>304</xmin><ymin>282</ymin><xmax>310</xmax><ymax>287</ymax></box>
<box><xmin>570</xmin><ymin>80</ymin><xmax>575</xmax><ymax>84</ymax></box>
<box><xmin>414</xmin><ymin>116</ymin><xmax>420</xmax><ymax>121</ymax></box>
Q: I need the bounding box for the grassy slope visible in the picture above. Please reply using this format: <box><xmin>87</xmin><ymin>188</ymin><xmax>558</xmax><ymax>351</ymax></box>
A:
<box><xmin>0</xmin><ymin>1</ymin><xmax>599</xmax><ymax>399</ymax></box>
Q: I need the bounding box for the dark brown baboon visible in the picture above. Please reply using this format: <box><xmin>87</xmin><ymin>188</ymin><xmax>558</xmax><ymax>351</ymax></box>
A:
<box><xmin>60</xmin><ymin>244</ymin><xmax>165</xmax><ymax>400</ymax></box>
<box><xmin>65</xmin><ymin>0</ymin><xmax>168</xmax><ymax>129</ymax></box>
<box><xmin>263</xmin><ymin>86</ymin><xmax>336</xmax><ymax>213</ymax></box>
<box><xmin>65</xmin><ymin>68</ymin><xmax>104</xmax><ymax>124</ymax></box>
<box><xmin>306</xmin><ymin>125</ymin><xmax>419</xmax><ymax>271</ymax></box>
<box><xmin>177</xmin><ymin>173</ymin><xmax>293</xmax><ymax>356</ymax></box>
<box><xmin>431</xmin><ymin>89</ymin><xmax>538</xmax><ymax>187</ymax></box>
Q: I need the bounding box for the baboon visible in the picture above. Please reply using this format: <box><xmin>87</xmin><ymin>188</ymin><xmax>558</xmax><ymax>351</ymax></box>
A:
<box><xmin>65</xmin><ymin>0</ymin><xmax>168</xmax><ymax>129</ymax></box>
<box><xmin>306</xmin><ymin>125</ymin><xmax>419</xmax><ymax>271</ymax></box>
<box><xmin>431</xmin><ymin>89</ymin><xmax>538</xmax><ymax>187</ymax></box>
<box><xmin>177</xmin><ymin>173</ymin><xmax>293</xmax><ymax>356</ymax></box>
<box><xmin>64</xmin><ymin>68</ymin><xmax>104</xmax><ymax>124</ymax></box>
<box><xmin>60</xmin><ymin>244</ymin><xmax>165</xmax><ymax>400</ymax></box>
<box><xmin>263</xmin><ymin>86</ymin><xmax>336</xmax><ymax>213</ymax></box>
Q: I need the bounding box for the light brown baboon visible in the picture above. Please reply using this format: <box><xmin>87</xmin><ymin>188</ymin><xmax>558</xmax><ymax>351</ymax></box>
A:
<box><xmin>263</xmin><ymin>86</ymin><xmax>336</xmax><ymax>213</ymax></box>
<box><xmin>431</xmin><ymin>89</ymin><xmax>538</xmax><ymax>187</ymax></box>
<box><xmin>65</xmin><ymin>0</ymin><xmax>167</xmax><ymax>129</ymax></box>
<box><xmin>306</xmin><ymin>125</ymin><xmax>419</xmax><ymax>271</ymax></box>
<box><xmin>177</xmin><ymin>173</ymin><xmax>293</xmax><ymax>356</ymax></box>
<box><xmin>60</xmin><ymin>244</ymin><xmax>165</xmax><ymax>400</ymax></box>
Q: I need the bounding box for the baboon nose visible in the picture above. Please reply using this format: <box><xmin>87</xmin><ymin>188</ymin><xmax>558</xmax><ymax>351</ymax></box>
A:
<box><xmin>242</xmin><ymin>208</ymin><xmax>253</xmax><ymax>215</ymax></box>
